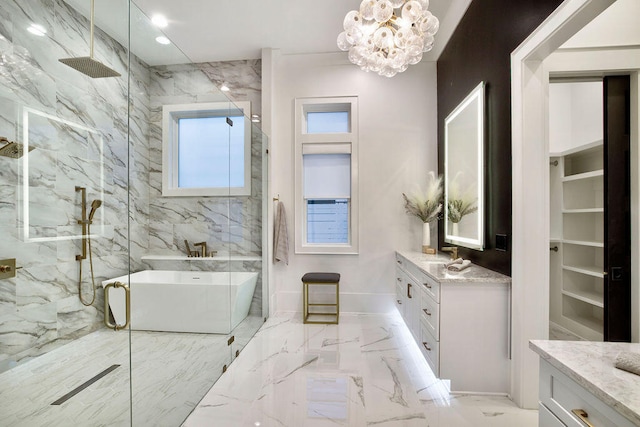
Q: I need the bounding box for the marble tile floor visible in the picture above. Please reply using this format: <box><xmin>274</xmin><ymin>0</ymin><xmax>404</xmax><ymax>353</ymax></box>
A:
<box><xmin>0</xmin><ymin>315</ymin><xmax>264</xmax><ymax>427</ymax></box>
<box><xmin>184</xmin><ymin>312</ymin><xmax>538</xmax><ymax>427</ymax></box>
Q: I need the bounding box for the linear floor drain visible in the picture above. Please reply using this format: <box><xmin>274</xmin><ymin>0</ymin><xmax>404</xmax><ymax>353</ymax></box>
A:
<box><xmin>51</xmin><ymin>364</ymin><xmax>120</xmax><ymax>405</ymax></box>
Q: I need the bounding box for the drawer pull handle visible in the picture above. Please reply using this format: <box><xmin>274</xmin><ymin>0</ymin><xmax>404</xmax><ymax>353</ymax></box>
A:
<box><xmin>397</xmin><ymin>277</ymin><xmax>401</xmax><ymax>282</ymax></box>
<box><xmin>397</xmin><ymin>260</ymin><xmax>402</xmax><ymax>264</ymax></box>
<box><xmin>424</xmin><ymin>282</ymin><xmax>432</xmax><ymax>289</ymax></box>
<box><xmin>571</xmin><ymin>409</ymin><xmax>594</xmax><ymax>427</ymax></box>
<box><xmin>407</xmin><ymin>283</ymin><xmax>412</xmax><ymax>299</ymax></box>
<box><xmin>397</xmin><ymin>299</ymin><xmax>402</xmax><ymax>305</ymax></box>
<box><xmin>423</xmin><ymin>309</ymin><xmax>431</xmax><ymax>316</ymax></box>
<box><xmin>422</xmin><ymin>342</ymin><xmax>431</xmax><ymax>352</ymax></box>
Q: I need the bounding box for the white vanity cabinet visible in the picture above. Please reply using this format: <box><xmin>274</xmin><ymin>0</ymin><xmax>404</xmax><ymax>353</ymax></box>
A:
<box><xmin>395</xmin><ymin>251</ymin><xmax>511</xmax><ymax>394</ymax></box>
<box><xmin>530</xmin><ymin>341</ymin><xmax>640</xmax><ymax>427</ymax></box>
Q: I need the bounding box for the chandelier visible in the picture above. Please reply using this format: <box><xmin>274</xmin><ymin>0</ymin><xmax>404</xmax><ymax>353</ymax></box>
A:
<box><xmin>337</xmin><ymin>0</ymin><xmax>439</xmax><ymax>77</ymax></box>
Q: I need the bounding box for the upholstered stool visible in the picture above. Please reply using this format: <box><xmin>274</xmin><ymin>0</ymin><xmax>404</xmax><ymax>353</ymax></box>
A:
<box><xmin>302</xmin><ymin>272</ymin><xmax>340</xmax><ymax>324</ymax></box>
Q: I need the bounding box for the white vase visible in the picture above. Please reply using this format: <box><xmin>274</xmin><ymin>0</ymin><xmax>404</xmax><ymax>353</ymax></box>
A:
<box><xmin>452</xmin><ymin>222</ymin><xmax>459</xmax><ymax>236</ymax></box>
<box><xmin>422</xmin><ymin>222</ymin><xmax>435</xmax><ymax>254</ymax></box>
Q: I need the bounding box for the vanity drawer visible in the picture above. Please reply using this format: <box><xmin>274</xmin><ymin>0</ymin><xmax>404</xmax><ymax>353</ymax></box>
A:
<box><xmin>420</xmin><ymin>323</ymin><xmax>439</xmax><ymax>375</ymax></box>
<box><xmin>539</xmin><ymin>403</ymin><xmax>566</xmax><ymax>427</ymax></box>
<box><xmin>395</xmin><ymin>282</ymin><xmax>404</xmax><ymax>317</ymax></box>
<box><xmin>396</xmin><ymin>254</ymin><xmax>440</xmax><ymax>302</ymax></box>
<box><xmin>420</xmin><ymin>290</ymin><xmax>439</xmax><ymax>340</ymax></box>
<box><xmin>540</xmin><ymin>361</ymin><xmax>635</xmax><ymax>427</ymax></box>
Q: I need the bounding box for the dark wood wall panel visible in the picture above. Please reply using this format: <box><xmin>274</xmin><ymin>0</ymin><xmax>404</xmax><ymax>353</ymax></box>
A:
<box><xmin>437</xmin><ymin>0</ymin><xmax>564</xmax><ymax>275</ymax></box>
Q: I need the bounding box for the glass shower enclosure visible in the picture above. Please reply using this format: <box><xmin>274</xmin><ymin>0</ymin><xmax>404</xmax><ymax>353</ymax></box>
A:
<box><xmin>0</xmin><ymin>0</ymin><xmax>268</xmax><ymax>425</ymax></box>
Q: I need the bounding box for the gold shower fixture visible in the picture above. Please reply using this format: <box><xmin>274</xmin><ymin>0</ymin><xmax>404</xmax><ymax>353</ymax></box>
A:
<box><xmin>0</xmin><ymin>137</ymin><xmax>35</xmax><ymax>159</ymax></box>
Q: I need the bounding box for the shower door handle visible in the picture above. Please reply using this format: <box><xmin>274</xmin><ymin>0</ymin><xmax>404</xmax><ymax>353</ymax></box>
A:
<box><xmin>104</xmin><ymin>281</ymin><xmax>130</xmax><ymax>331</ymax></box>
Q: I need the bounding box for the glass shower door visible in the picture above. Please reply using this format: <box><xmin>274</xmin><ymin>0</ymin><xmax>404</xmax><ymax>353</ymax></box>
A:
<box><xmin>0</xmin><ymin>0</ymin><xmax>134</xmax><ymax>425</ymax></box>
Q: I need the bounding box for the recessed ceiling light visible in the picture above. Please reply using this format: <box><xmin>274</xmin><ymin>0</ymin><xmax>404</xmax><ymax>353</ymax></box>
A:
<box><xmin>27</xmin><ymin>24</ymin><xmax>47</xmax><ymax>37</ymax></box>
<box><xmin>151</xmin><ymin>14</ymin><xmax>168</xmax><ymax>28</ymax></box>
<box><xmin>155</xmin><ymin>36</ymin><xmax>171</xmax><ymax>45</ymax></box>
<box><xmin>220</xmin><ymin>84</ymin><xmax>230</xmax><ymax>92</ymax></box>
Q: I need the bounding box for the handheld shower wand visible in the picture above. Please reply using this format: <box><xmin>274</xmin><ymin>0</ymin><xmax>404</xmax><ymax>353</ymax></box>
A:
<box><xmin>76</xmin><ymin>187</ymin><xmax>102</xmax><ymax>306</ymax></box>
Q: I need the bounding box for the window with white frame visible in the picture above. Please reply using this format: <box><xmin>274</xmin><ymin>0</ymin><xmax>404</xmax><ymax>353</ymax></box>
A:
<box><xmin>162</xmin><ymin>101</ymin><xmax>251</xmax><ymax>197</ymax></box>
<box><xmin>295</xmin><ymin>97</ymin><xmax>358</xmax><ymax>254</ymax></box>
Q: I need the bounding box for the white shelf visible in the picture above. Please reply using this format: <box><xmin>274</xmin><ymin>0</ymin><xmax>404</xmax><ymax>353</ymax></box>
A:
<box><xmin>562</xmin><ymin>208</ymin><xmax>604</xmax><ymax>214</ymax></box>
<box><xmin>550</xmin><ymin>139</ymin><xmax>603</xmax><ymax>157</ymax></box>
<box><xmin>562</xmin><ymin>289</ymin><xmax>604</xmax><ymax>308</ymax></box>
<box><xmin>562</xmin><ymin>239</ymin><xmax>604</xmax><ymax>248</ymax></box>
<box><xmin>562</xmin><ymin>264</ymin><xmax>604</xmax><ymax>278</ymax></box>
<box><xmin>562</xmin><ymin>169</ymin><xmax>603</xmax><ymax>182</ymax></box>
<box><xmin>141</xmin><ymin>255</ymin><xmax>263</xmax><ymax>262</ymax></box>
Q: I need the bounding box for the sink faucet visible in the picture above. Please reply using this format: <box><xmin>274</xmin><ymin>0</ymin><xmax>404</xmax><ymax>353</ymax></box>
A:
<box><xmin>194</xmin><ymin>242</ymin><xmax>207</xmax><ymax>258</ymax></box>
<box><xmin>441</xmin><ymin>246</ymin><xmax>458</xmax><ymax>260</ymax></box>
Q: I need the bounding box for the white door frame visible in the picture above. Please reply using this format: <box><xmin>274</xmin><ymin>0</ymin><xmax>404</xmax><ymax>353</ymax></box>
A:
<box><xmin>510</xmin><ymin>0</ymin><xmax>615</xmax><ymax>408</ymax></box>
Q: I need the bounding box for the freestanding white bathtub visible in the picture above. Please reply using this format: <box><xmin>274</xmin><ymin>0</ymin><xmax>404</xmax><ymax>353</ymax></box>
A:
<box><xmin>102</xmin><ymin>270</ymin><xmax>258</xmax><ymax>334</ymax></box>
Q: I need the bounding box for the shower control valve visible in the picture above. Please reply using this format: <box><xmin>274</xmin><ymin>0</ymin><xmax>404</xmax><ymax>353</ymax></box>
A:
<box><xmin>0</xmin><ymin>258</ymin><xmax>19</xmax><ymax>280</ymax></box>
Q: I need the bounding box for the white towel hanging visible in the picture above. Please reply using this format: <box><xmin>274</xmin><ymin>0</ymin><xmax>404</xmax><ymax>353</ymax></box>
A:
<box><xmin>273</xmin><ymin>201</ymin><xmax>289</xmax><ymax>265</ymax></box>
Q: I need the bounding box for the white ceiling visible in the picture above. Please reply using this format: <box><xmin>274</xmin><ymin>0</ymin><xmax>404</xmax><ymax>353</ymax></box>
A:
<box><xmin>65</xmin><ymin>0</ymin><xmax>472</xmax><ymax>66</ymax></box>
<box><xmin>62</xmin><ymin>0</ymin><xmax>637</xmax><ymax>67</ymax></box>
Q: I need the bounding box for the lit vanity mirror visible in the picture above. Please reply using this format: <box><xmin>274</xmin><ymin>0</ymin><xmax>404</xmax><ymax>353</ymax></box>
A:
<box><xmin>444</xmin><ymin>81</ymin><xmax>485</xmax><ymax>250</ymax></box>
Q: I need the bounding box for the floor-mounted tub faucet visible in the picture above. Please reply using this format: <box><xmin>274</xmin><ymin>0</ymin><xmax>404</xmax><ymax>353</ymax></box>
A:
<box><xmin>194</xmin><ymin>242</ymin><xmax>207</xmax><ymax>258</ymax></box>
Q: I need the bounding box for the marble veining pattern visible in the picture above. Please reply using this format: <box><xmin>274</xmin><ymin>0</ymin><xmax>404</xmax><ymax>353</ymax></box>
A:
<box><xmin>530</xmin><ymin>340</ymin><xmax>640</xmax><ymax>425</ymax></box>
<box><xmin>184</xmin><ymin>312</ymin><xmax>538</xmax><ymax>427</ymax></box>
<box><xmin>397</xmin><ymin>251</ymin><xmax>512</xmax><ymax>283</ymax></box>
<box><xmin>0</xmin><ymin>0</ymin><xmax>150</xmax><ymax>371</ymax></box>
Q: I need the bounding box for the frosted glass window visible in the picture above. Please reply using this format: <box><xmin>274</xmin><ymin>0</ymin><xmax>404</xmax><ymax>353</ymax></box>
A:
<box><xmin>177</xmin><ymin>116</ymin><xmax>245</xmax><ymax>188</ymax></box>
<box><xmin>307</xmin><ymin>199</ymin><xmax>349</xmax><ymax>244</ymax></box>
<box><xmin>306</xmin><ymin>112</ymin><xmax>349</xmax><ymax>133</ymax></box>
<box><xmin>303</xmin><ymin>154</ymin><xmax>351</xmax><ymax>198</ymax></box>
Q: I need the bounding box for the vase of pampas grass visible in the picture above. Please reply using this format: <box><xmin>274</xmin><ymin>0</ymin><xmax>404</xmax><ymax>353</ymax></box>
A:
<box><xmin>402</xmin><ymin>172</ymin><xmax>443</xmax><ymax>254</ymax></box>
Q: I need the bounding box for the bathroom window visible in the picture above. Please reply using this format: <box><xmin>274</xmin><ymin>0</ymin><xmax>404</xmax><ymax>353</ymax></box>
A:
<box><xmin>294</xmin><ymin>97</ymin><xmax>358</xmax><ymax>254</ymax></box>
<box><xmin>162</xmin><ymin>101</ymin><xmax>251</xmax><ymax>196</ymax></box>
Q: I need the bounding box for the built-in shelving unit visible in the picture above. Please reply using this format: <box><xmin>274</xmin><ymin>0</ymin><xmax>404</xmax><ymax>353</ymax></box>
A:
<box><xmin>549</xmin><ymin>141</ymin><xmax>604</xmax><ymax>341</ymax></box>
<box><xmin>549</xmin><ymin>80</ymin><xmax>604</xmax><ymax>342</ymax></box>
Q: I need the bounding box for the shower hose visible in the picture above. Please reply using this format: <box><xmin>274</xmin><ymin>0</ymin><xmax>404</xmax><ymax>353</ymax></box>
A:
<box><xmin>78</xmin><ymin>223</ymin><xmax>97</xmax><ymax>306</ymax></box>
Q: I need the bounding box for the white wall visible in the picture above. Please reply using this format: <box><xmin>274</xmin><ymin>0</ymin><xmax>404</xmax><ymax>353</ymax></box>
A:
<box><xmin>264</xmin><ymin>50</ymin><xmax>438</xmax><ymax>314</ymax></box>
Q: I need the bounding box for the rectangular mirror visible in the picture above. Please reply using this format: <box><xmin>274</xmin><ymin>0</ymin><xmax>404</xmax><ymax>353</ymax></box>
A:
<box><xmin>444</xmin><ymin>82</ymin><xmax>485</xmax><ymax>250</ymax></box>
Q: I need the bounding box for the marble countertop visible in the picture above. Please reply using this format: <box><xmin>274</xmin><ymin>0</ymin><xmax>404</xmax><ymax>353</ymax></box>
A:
<box><xmin>396</xmin><ymin>251</ymin><xmax>511</xmax><ymax>283</ymax></box>
<box><xmin>530</xmin><ymin>340</ymin><xmax>640</xmax><ymax>425</ymax></box>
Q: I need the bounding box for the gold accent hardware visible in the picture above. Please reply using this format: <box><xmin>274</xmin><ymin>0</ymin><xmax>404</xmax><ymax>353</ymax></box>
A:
<box><xmin>0</xmin><ymin>258</ymin><xmax>19</xmax><ymax>279</ymax></box>
<box><xmin>397</xmin><ymin>299</ymin><xmax>402</xmax><ymax>305</ymax></box>
<box><xmin>424</xmin><ymin>282</ymin><xmax>432</xmax><ymax>289</ymax></box>
<box><xmin>441</xmin><ymin>246</ymin><xmax>458</xmax><ymax>260</ymax></box>
<box><xmin>571</xmin><ymin>409</ymin><xmax>594</xmax><ymax>427</ymax></box>
<box><xmin>397</xmin><ymin>277</ymin><xmax>401</xmax><ymax>282</ymax></box>
<box><xmin>423</xmin><ymin>309</ymin><xmax>431</xmax><ymax>316</ymax></box>
<box><xmin>550</xmin><ymin>246</ymin><xmax>558</xmax><ymax>252</ymax></box>
<box><xmin>222</xmin><ymin>364</ymin><xmax>227</xmax><ymax>373</ymax></box>
<box><xmin>194</xmin><ymin>242</ymin><xmax>207</xmax><ymax>258</ymax></box>
<box><xmin>235</xmin><ymin>350</ymin><xmax>240</xmax><ymax>357</ymax></box>
<box><xmin>227</xmin><ymin>336</ymin><xmax>235</xmax><ymax>346</ymax></box>
<box><xmin>104</xmin><ymin>281</ymin><xmax>130</xmax><ymax>331</ymax></box>
<box><xmin>407</xmin><ymin>283</ymin><xmax>412</xmax><ymax>299</ymax></box>
<box><xmin>603</xmin><ymin>271</ymin><xmax>608</xmax><ymax>276</ymax></box>
<box><xmin>397</xmin><ymin>260</ymin><xmax>402</xmax><ymax>264</ymax></box>
<box><xmin>273</xmin><ymin>193</ymin><xmax>280</xmax><ymax>201</ymax></box>
<box><xmin>422</xmin><ymin>342</ymin><xmax>431</xmax><ymax>352</ymax></box>
<box><xmin>76</xmin><ymin>186</ymin><xmax>88</xmax><ymax>261</ymax></box>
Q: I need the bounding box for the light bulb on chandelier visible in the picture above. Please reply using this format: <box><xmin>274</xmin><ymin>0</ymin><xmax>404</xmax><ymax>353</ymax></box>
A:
<box><xmin>337</xmin><ymin>0</ymin><xmax>439</xmax><ymax>77</ymax></box>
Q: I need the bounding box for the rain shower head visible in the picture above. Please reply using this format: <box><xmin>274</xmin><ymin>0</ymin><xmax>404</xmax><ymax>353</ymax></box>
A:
<box><xmin>59</xmin><ymin>56</ymin><xmax>120</xmax><ymax>79</ymax></box>
<box><xmin>59</xmin><ymin>0</ymin><xmax>120</xmax><ymax>79</ymax></box>
<box><xmin>0</xmin><ymin>139</ymin><xmax>35</xmax><ymax>159</ymax></box>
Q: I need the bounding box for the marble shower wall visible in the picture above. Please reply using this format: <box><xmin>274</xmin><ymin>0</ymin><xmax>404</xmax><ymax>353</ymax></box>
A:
<box><xmin>0</xmin><ymin>0</ymin><xmax>150</xmax><ymax>372</ymax></box>
<box><xmin>147</xmin><ymin>61</ymin><xmax>264</xmax><ymax>314</ymax></box>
